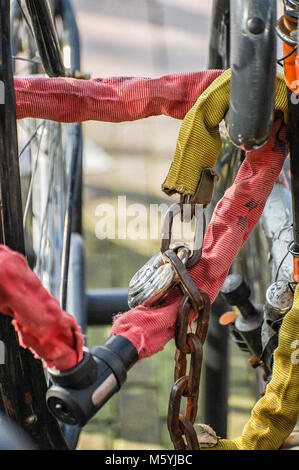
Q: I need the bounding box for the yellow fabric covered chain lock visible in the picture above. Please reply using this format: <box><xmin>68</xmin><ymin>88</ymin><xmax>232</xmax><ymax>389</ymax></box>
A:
<box><xmin>162</xmin><ymin>69</ymin><xmax>288</xmax><ymax>198</ymax></box>
<box><xmin>201</xmin><ymin>284</ymin><xmax>299</xmax><ymax>450</ymax></box>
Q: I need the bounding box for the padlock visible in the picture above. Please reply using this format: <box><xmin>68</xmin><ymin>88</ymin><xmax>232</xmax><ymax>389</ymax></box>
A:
<box><xmin>128</xmin><ymin>243</ymin><xmax>190</xmax><ymax>308</ymax></box>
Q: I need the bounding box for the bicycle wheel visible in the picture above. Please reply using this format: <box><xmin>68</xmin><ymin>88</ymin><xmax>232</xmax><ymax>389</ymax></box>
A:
<box><xmin>0</xmin><ymin>0</ymin><xmax>84</xmax><ymax>450</ymax></box>
<box><xmin>211</xmin><ymin>1</ymin><xmax>293</xmax><ymax>401</ymax></box>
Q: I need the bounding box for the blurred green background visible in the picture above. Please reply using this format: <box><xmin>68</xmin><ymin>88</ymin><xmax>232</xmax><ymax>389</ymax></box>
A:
<box><xmin>69</xmin><ymin>0</ymin><xmax>259</xmax><ymax>450</ymax></box>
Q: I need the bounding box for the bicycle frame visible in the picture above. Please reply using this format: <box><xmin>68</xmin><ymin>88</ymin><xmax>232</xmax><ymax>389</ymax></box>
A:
<box><xmin>0</xmin><ymin>1</ymin><xmax>69</xmax><ymax>449</ymax></box>
<box><xmin>0</xmin><ymin>0</ymin><xmax>85</xmax><ymax>450</ymax></box>
<box><xmin>204</xmin><ymin>0</ymin><xmax>298</xmax><ymax>439</ymax></box>
<box><xmin>0</xmin><ymin>0</ymin><xmax>298</xmax><ymax>451</ymax></box>
<box><xmin>203</xmin><ymin>0</ymin><xmax>231</xmax><ymax>438</ymax></box>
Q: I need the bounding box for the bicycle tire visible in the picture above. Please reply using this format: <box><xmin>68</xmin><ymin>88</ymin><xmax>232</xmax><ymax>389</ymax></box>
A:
<box><xmin>0</xmin><ymin>0</ymin><xmax>84</xmax><ymax>450</ymax></box>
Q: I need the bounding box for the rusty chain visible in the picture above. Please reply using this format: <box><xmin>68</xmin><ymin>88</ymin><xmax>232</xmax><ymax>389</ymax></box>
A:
<box><xmin>159</xmin><ymin>168</ymin><xmax>216</xmax><ymax>450</ymax></box>
<box><xmin>161</xmin><ymin>174</ymin><xmax>211</xmax><ymax>450</ymax></box>
<box><xmin>128</xmin><ymin>167</ymin><xmax>216</xmax><ymax>449</ymax></box>
<box><xmin>164</xmin><ymin>248</ymin><xmax>211</xmax><ymax>450</ymax></box>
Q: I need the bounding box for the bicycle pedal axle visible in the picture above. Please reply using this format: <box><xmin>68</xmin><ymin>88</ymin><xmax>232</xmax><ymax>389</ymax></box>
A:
<box><xmin>220</xmin><ymin>274</ymin><xmax>264</xmax><ymax>357</ymax></box>
<box><xmin>46</xmin><ymin>335</ymin><xmax>138</xmax><ymax>427</ymax></box>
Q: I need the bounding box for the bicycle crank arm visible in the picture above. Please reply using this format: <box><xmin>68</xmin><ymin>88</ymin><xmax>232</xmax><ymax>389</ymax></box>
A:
<box><xmin>46</xmin><ymin>335</ymin><xmax>138</xmax><ymax>427</ymax></box>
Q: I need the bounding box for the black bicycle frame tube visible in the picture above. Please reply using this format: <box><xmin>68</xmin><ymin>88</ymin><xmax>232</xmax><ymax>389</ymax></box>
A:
<box><xmin>25</xmin><ymin>0</ymin><xmax>65</xmax><ymax>77</ymax></box>
<box><xmin>287</xmin><ymin>87</ymin><xmax>299</xmax><ymax>254</ymax></box>
<box><xmin>285</xmin><ymin>8</ymin><xmax>299</xmax><ymax>256</ymax></box>
<box><xmin>0</xmin><ymin>2</ymin><xmax>68</xmax><ymax>450</ymax></box>
<box><xmin>202</xmin><ymin>0</ymin><xmax>230</xmax><ymax>439</ymax></box>
<box><xmin>229</xmin><ymin>0</ymin><xmax>277</xmax><ymax>150</ymax></box>
<box><xmin>208</xmin><ymin>0</ymin><xmax>230</xmax><ymax>69</ymax></box>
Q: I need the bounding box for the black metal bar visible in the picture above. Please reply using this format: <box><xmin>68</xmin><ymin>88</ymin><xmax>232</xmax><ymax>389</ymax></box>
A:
<box><xmin>201</xmin><ymin>297</ymin><xmax>230</xmax><ymax>437</ymax></box>
<box><xmin>25</xmin><ymin>0</ymin><xmax>65</xmax><ymax>77</ymax></box>
<box><xmin>60</xmin><ymin>123</ymin><xmax>82</xmax><ymax>310</ymax></box>
<box><xmin>201</xmin><ymin>0</ymin><xmax>230</xmax><ymax>438</ymax></box>
<box><xmin>67</xmin><ymin>234</ymin><xmax>87</xmax><ymax>334</ymax></box>
<box><xmin>287</xmin><ymin>87</ymin><xmax>299</xmax><ymax>253</ymax></box>
<box><xmin>71</xmin><ymin>128</ymin><xmax>83</xmax><ymax>235</ymax></box>
<box><xmin>208</xmin><ymin>0</ymin><xmax>230</xmax><ymax>69</ymax></box>
<box><xmin>228</xmin><ymin>0</ymin><xmax>277</xmax><ymax>150</ymax></box>
<box><xmin>0</xmin><ymin>1</ymin><xmax>68</xmax><ymax>450</ymax></box>
<box><xmin>87</xmin><ymin>289</ymin><xmax>129</xmax><ymax>325</ymax></box>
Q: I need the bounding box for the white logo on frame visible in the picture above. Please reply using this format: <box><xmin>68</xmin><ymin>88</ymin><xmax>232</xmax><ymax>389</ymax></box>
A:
<box><xmin>0</xmin><ymin>81</ymin><xmax>4</xmax><ymax>105</ymax></box>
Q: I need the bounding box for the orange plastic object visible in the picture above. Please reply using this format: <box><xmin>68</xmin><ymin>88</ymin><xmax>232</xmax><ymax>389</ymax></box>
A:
<box><xmin>219</xmin><ymin>311</ymin><xmax>237</xmax><ymax>326</ymax></box>
<box><xmin>293</xmin><ymin>257</ymin><xmax>299</xmax><ymax>282</ymax></box>
<box><xmin>282</xmin><ymin>39</ymin><xmax>299</xmax><ymax>283</ymax></box>
<box><xmin>283</xmin><ymin>41</ymin><xmax>298</xmax><ymax>92</ymax></box>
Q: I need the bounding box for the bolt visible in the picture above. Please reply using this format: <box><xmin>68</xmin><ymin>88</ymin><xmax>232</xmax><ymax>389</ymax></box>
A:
<box><xmin>25</xmin><ymin>414</ymin><xmax>37</xmax><ymax>425</ymax></box>
<box><xmin>55</xmin><ymin>402</ymin><xmax>69</xmax><ymax>417</ymax></box>
<box><xmin>247</xmin><ymin>17</ymin><xmax>265</xmax><ymax>35</ymax></box>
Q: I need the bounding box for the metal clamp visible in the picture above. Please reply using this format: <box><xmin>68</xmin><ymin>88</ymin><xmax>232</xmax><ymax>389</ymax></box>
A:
<box><xmin>284</xmin><ymin>0</ymin><xmax>299</xmax><ymax>18</ymax></box>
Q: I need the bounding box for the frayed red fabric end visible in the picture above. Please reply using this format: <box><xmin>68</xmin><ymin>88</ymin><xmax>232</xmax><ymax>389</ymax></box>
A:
<box><xmin>0</xmin><ymin>245</ymin><xmax>84</xmax><ymax>370</ymax></box>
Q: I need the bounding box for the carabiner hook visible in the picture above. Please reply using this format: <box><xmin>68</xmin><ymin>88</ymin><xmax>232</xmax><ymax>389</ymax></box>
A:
<box><xmin>160</xmin><ymin>202</ymin><xmax>205</xmax><ymax>268</ymax></box>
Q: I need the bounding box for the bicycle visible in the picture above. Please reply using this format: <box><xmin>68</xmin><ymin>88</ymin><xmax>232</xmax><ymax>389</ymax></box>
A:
<box><xmin>0</xmin><ymin>2</ymin><xmax>294</xmax><ymax>452</ymax></box>
<box><xmin>43</xmin><ymin>0</ymin><xmax>299</xmax><ymax>450</ymax></box>
<box><xmin>196</xmin><ymin>0</ymin><xmax>299</xmax><ymax>447</ymax></box>
<box><xmin>207</xmin><ymin>0</ymin><xmax>295</xmax><ymax>401</ymax></box>
<box><xmin>0</xmin><ymin>0</ymin><xmax>86</xmax><ymax>450</ymax></box>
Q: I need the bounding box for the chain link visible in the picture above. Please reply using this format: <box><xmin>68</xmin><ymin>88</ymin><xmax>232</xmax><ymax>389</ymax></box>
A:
<box><xmin>127</xmin><ymin>166</ymin><xmax>216</xmax><ymax>449</ymax></box>
<box><xmin>164</xmin><ymin>217</ymin><xmax>211</xmax><ymax>450</ymax></box>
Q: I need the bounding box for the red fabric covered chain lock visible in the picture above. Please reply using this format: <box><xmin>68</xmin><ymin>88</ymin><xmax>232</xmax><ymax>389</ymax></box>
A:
<box><xmin>110</xmin><ymin>116</ymin><xmax>288</xmax><ymax>358</ymax></box>
<box><xmin>0</xmin><ymin>70</ymin><xmax>287</xmax><ymax>373</ymax></box>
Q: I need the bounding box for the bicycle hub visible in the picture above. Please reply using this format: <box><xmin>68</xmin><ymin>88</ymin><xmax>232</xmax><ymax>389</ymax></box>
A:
<box><xmin>46</xmin><ymin>335</ymin><xmax>138</xmax><ymax>427</ymax></box>
<box><xmin>220</xmin><ymin>274</ymin><xmax>264</xmax><ymax>357</ymax></box>
<box><xmin>261</xmin><ymin>280</ymin><xmax>294</xmax><ymax>379</ymax></box>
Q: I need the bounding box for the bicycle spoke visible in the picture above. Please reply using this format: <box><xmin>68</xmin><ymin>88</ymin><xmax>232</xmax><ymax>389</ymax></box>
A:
<box><xmin>19</xmin><ymin>120</ymin><xmax>45</xmax><ymax>158</ymax></box>
<box><xmin>35</xmin><ymin>123</ymin><xmax>65</xmax><ymax>298</ymax></box>
<box><xmin>35</xmin><ymin>139</ymin><xmax>56</xmax><ymax>277</ymax></box>
<box><xmin>22</xmin><ymin>120</ymin><xmax>46</xmax><ymax>229</ymax></box>
<box><xmin>12</xmin><ymin>55</ymin><xmax>41</xmax><ymax>65</ymax></box>
<box><xmin>16</xmin><ymin>0</ymin><xmax>35</xmax><ymax>39</ymax></box>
